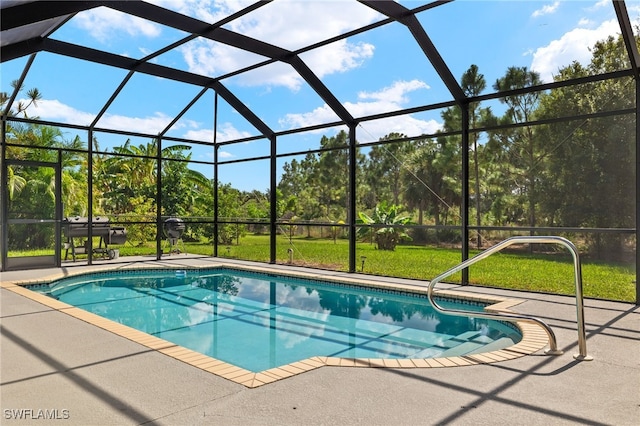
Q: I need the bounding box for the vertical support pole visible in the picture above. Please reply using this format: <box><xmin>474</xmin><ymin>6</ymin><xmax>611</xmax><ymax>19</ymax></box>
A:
<box><xmin>213</xmin><ymin>92</ymin><xmax>219</xmax><ymax>257</ymax></box>
<box><xmin>1</xmin><ymin>119</ymin><xmax>6</xmax><ymax>271</ymax></box>
<box><xmin>156</xmin><ymin>137</ymin><xmax>163</xmax><ymax>260</ymax></box>
<box><xmin>55</xmin><ymin>150</ymin><xmax>63</xmax><ymax>267</ymax></box>
<box><xmin>87</xmin><ymin>129</ymin><xmax>94</xmax><ymax>265</ymax></box>
<box><xmin>213</xmin><ymin>144</ymin><xmax>219</xmax><ymax>257</ymax></box>
<box><xmin>348</xmin><ymin>125</ymin><xmax>357</xmax><ymax>273</ymax></box>
<box><xmin>461</xmin><ymin>103</ymin><xmax>470</xmax><ymax>284</ymax></box>
<box><xmin>270</xmin><ymin>134</ymin><xmax>277</xmax><ymax>264</ymax></box>
<box><xmin>636</xmin><ymin>79</ymin><xmax>639</xmax><ymax>305</ymax></box>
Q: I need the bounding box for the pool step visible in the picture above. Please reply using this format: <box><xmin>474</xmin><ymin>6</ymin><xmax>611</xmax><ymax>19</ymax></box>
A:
<box><xmin>464</xmin><ymin>337</ymin><xmax>518</xmax><ymax>355</ymax></box>
<box><xmin>438</xmin><ymin>337</ymin><xmax>517</xmax><ymax>357</ymax></box>
<box><xmin>435</xmin><ymin>330</ymin><xmax>482</xmax><ymax>349</ymax></box>
<box><xmin>410</xmin><ymin>331</ymin><xmax>486</xmax><ymax>358</ymax></box>
<box><xmin>438</xmin><ymin>341</ymin><xmax>485</xmax><ymax>357</ymax></box>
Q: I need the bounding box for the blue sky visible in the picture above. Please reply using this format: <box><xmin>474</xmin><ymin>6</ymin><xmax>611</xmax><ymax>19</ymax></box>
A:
<box><xmin>1</xmin><ymin>0</ymin><xmax>637</xmax><ymax>191</ymax></box>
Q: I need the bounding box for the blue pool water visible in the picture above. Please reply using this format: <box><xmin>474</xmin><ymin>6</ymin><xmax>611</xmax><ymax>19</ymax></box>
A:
<box><xmin>33</xmin><ymin>268</ymin><xmax>521</xmax><ymax>372</ymax></box>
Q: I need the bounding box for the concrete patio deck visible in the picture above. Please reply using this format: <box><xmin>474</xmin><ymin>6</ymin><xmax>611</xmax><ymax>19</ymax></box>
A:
<box><xmin>1</xmin><ymin>255</ymin><xmax>638</xmax><ymax>425</ymax></box>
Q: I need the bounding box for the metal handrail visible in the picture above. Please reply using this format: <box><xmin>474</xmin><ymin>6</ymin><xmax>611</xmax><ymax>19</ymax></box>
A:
<box><xmin>427</xmin><ymin>236</ymin><xmax>592</xmax><ymax>360</ymax></box>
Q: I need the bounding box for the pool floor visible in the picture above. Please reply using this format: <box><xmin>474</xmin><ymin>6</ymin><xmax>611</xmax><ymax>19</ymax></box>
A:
<box><xmin>1</xmin><ymin>263</ymin><xmax>551</xmax><ymax>388</ymax></box>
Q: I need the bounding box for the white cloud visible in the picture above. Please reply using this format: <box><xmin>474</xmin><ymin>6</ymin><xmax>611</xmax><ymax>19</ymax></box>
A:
<box><xmin>229</xmin><ymin>59</ymin><xmax>307</xmax><ymax>91</ymax></box>
<box><xmin>96</xmin><ymin>112</ymin><xmax>176</xmax><ymax>134</ymax></box>
<box><xmin>530</xmin><ymin>19</ymin><xmax>620</xmax><ymax>82</ymax></box>
<box><xmin>299</xmin><ymin>39</ymin><xmax>375</xmax><ymax>78</ymax></box>
<box><xmin>149</xmin><ymin>0</ymin><xmax>253</xmax><ymax>24</ymax></box>
<box><xmin>591</xmin><ymin>0</ymin><xmax>609</xmax><ymax>10</ymax></box>
<box><xmin>70</xmin><ymin>1</ymin><xmax>379</xmax><ymax>91</ymax></box>
<box><xmin>357</xmin><ymin>116</ymin><xmax>442</xmax><ymax>141</ymax></box>
<box><xmin>279</xmin><ymin>104</ymin><xmax>341</xmax><ymax>129</ymax></box>
<box><xmin>577</xmin><ymin>18</ymin><xmax>593</xmax><ymax>27</ymax></box>
<box><xmin>139</xmin><ymin>47</ymin><xmax>153</xmax><ymax>57</ymax></box>
<box><xmin>183</xmin><ymin>121</ymin><xmax>254</xmax><ymax>144</ymax></box>
<box><xmin>224</xmin><ymin>1</ymin><xmax>380</xmax><ymax>50</ymax></box>
<box><xmin>18</xmin><ymin>97</ymin><xmax>258</xmax><ymax>145</ymax></box>
<box><xmin>279</xmin><ymin>79</ymin><xmax>441</xmax><ymax>140</ymax></box>
<box><xmin>180</xmin><ymin>40</ymin><xmax>268</xmax><ymax>79</ymax></box>
<box><xmin>625</xmin><ymin>2</ymin><xmax>640</xmax><ymax>27</ymax></box>
<box><xmin>18</xmin><ymin>99</ymin><xmax>95</xmax><ymax>125</ymax></box>
<box><xmin>201</xmin><ymin>149</ymin><xmax>235</xmax><ymax>160</ymax></box>
<box><xmin>18</xmin><ymin>99</ymin><xmax>211</xmax><ymax>134</ymax></box>
<box><xmin>358</xmin><ymin>80</ymin><xmax>430</xmax><ymax>104</ymax></box>
<box><xmin>21</xmin><ymin>98</ymin><xmax>174</xmax><ymax>133</ymax></box>
<box><xmin>182</xmin><ymin>38</ymin><xmax>375</xmax><ymax>91</ymax></box>
<box><xmin>177</xmin><ymin>1</ymin><xmax>380</xmax><ymax>90</ymax></box>
<box><xmin>182</xmin><ymin>129</ymin><xmax>214</xmax><ymax>143</ymax></box>
<box><xmin>73</xmin><ymin>7</ymin><xmax>162</xmax><ymax>43</ymax></box>
<box><xmin>532</xmin><ymin>2</ymin><xmax>560</xmax><ymax>18</ymax></box>
<box><xmin>215</xmin><ymin>122</ymin><xmax>255</xmax><ymax>142</ymax></box>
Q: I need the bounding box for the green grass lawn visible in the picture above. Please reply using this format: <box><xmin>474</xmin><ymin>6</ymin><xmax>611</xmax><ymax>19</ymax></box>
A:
<box><xmin>8</xmin><ymin>234</ymin><xmax>635</xmax><ymax>302</ymax></box>
<box><xmin>208</xmin><ymin>234</ymin><xmax>636</xmax><ymax>302</ymax></box>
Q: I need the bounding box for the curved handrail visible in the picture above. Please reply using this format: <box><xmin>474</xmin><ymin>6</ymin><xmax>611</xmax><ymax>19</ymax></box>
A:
<box><xmin>427</xmin><ymin>236</ymin><xmax>591</xmax><ymax>360</ymax></box>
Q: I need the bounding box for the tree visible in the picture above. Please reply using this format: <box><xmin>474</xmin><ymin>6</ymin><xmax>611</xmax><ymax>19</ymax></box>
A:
<box><xmin>92</xmin><ymin>138</ymin><xmax>212</xmax><ymax>244</ymax></box>
<box><xmin>5</xmin><ymin>166</ymin><xmax>26</xmax><ymax>201</ymax></box>
<box><xmin>492</xmin><ymin>66</ymin><xmax>544</xmax><ymax>230</ymax></box>
<box><xmin>160</xmin><ymin>144</ymin><xmax>210</xmax><ymax>218</ymax></box>
<box><xmin>278</xmin><ymin>152</ymin><xmax>323</xmax><ymax>236</ymax></box>
<box><xmin>216</xmin><ymin>183</ymin><xmax>244</xmax><ymax>245</ymax></box>
<box><xmin>401</xmin><ymin>136</ymin><xmax>460</xmax><ymax>229</ymax></box>
<box><xmin>1</xmin><ymin>81</ymin><xmax>42</xmax><ymax>119</ymax></box>
<box><xmin>2</xmin><ymin>114</ymin><xmax>87</xmax><ymax>249</ymax></box>
<box><xmin>60</xmin><ymin>135</ymin><xmax>88</xmax><ymax>216</ymax></box>
<box><xmin>316</xmin><ymin>131</ymin><xmax>350</xmax><ymax>221</ymax></box>
<box><xmin>460</xmin><ymin>65</ymin><xmax>494</xmax><ymax>247</ymax></box>
<box><xmin>535</xmin><ymin>34</ymin><xmax>635</xmax><ymax>258</ymax></box>
<box><xmin>278</xmin><ymin>158</ymin><xmax>305</xmax><ymax>199</ymax></box>
<box><xmin>363</xmin><ymin>133</ymin><xmax>415</xmax><ymax>207</ymax></box>
<box><xmin>278</xmin><ymin>131</ymin><xmax>365</xmax><ymax>237</ymax></box>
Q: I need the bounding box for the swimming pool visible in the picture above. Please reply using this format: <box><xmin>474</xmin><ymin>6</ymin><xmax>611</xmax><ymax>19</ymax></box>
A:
<box><xmin>31</xmin><ymin>267</ymin><xmax>522</xmax><ymax>373</ymax></box>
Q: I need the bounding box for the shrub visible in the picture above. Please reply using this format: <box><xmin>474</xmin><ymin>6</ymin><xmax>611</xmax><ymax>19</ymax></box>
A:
<box><xmin>357</xmin><ymin>202</ymin><xmax>412</xmax><ymax>251</ymax></box>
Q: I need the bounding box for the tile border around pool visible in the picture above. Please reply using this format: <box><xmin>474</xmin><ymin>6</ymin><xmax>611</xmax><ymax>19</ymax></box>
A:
<box><xmin>2</xmin><ymin>263</ymin><xmax>550</xmax><ymax>389</ymax></box>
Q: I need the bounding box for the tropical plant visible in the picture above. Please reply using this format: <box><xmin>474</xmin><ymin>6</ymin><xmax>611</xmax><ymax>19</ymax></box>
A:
<box><xmin>6</xmin><ymin>166</ymin><xmax>26</xmax><ymax>200</ymax></box>
<box><xmin>357</xmin><ymin>202</ymin><xmax>412</xmax><ymax>251</ymax></box>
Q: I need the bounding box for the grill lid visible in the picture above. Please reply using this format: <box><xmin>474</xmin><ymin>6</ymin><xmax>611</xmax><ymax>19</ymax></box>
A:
<box><xmin>163</xmin><ymin>217</ymin><xmax>185</xmax><ymax>239</ymax></box>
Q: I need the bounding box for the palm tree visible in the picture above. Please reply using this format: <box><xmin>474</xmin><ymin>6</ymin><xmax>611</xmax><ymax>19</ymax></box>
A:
<box><xmin>461</xmin><ymin>65</ymin><xmax>489</xmax><ymax>248</ymax></box>
<box><xmin>6</xmin><ymin>166</ymin><xmax>26</xmax><ymax>201</ymax></box>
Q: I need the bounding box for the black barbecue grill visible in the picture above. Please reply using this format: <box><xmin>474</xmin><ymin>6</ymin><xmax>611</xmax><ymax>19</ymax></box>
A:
<box><xmin>63</xmin><ymin>216</ymin><xmax>127</xmax><ymax>261</ymax></box>
<box><xmin>164</xmin><ymin>217</ymin><xmax>185</xmax><ymax>254</ymax></box>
